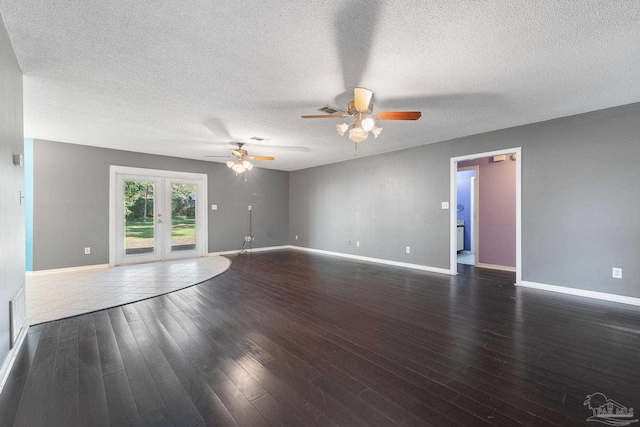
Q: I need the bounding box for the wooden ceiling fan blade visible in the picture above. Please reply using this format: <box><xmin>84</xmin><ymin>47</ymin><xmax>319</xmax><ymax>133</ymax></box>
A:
<box><xmin>374</xmin><ymin>111</ymin><xmax>422</xmax><ymax>120</ymax></box>
<box><xmin>301</xmin><ymin>114</ymin><xmax>348</xmax><ymax>119</ymax></box>
<box><xmin>354</xmin><ymin>87</ymin><xmax>373</xmax><ymax>111</ymax></box>
<box><xmin>249</xmin><ymin>156</ymin><xmax>275</xmax><ymax>161</ymax></box>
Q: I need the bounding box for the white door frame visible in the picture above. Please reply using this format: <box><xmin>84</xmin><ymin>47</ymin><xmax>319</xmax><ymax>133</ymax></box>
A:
<box><xmin>470</xmin><ymin>174</ymin><xmax>477</xmax><ymax>257</ymax></box>
<box><xmin>109</xmin><ymin>165</ymin><xmax>208</xmax><ymax>266</ymax></box>
<box><xmin>449</xmin><ymin>148</ymin><xmax>521</xmax><ymax>285</ymax></box>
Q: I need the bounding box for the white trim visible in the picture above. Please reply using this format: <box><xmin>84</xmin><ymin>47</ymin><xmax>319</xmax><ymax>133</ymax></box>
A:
<box><xmin>208</xmin><ymin>245</ymin><xmax>290</xmax><ymax>256</ymax></box>
<box><xmin>450</xmin><ymin>147</ymin><xmax>522</xmax><ymax>284</ymax></box>
<box><xmin>518</xmin><ymin>281</ymin><xmax>640</xmax><ymax>307</ymax></box>
<box><xmin>476</xmin><ymin>262</ymin><xmax>516</xmax><ymax>272</ymax></box>
<box><xmin>471</xmin><ymin>174</ymin><xmax>477</xmax><ymax>257</ymax></box>
<box><xmin>289</xmin><ymin>246</ymin><xmax>451</xmax><ymax>275</ymax></box>
<box><xmin>0</xmin><ymin>325</ymin><xmax>28</xmax><ymax>395</ymax></box>
<box><xmin>26</xmin><ymin>264</ymin><xmax>110</xmax><ymax>276</ymax></box>
<box><xmin>109</xmin><ymin>165</ymin><xmax>208</xmax><ymax>266</ymax></box>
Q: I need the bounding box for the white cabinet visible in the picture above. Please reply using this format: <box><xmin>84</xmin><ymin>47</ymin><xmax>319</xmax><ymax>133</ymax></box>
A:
<box><xmin>457</xmin><ymin>226</ymin><xmax>464</xmax><ymax>251</ymax></box>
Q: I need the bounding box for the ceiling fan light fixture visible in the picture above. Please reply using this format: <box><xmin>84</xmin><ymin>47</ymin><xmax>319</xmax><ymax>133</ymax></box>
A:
<box><xmin>227</xmin><ymin>159</ymin><xmax>253</xmax><ymax>174</ymax></box>
<box><xmin>232</xmin><ymin>163</ymin><xmax>245</xmax><ymax>174</ymax></box>
<box><xmin>301</xmin><ymin>87</ymin><xmax>420</xmax><ymax>153</ymax></box>
<box><xmin>354</xmin><ymin>87</ymin><xmax>373</xmax><ymax>112</ymax></box>
<box><xmin>348</xmin><ymin>127</ymin><xmax>368</xmax><ymax>143</ymax></box>
<box><xmin>361</xmin><ymin>117</ymin><xmax>375</xmax><ymax>131</ymax></box>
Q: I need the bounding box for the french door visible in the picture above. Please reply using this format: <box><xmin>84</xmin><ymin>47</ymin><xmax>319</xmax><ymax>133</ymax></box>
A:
<box><xmin>110</xmin><ymin>166</ymin><xmax>207</xmax><ymax>266</ymax></box>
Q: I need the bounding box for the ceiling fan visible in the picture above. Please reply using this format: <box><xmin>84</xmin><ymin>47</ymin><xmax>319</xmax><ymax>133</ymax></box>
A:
<box><xmin>206</xmin><ymin>143</ymin><xmax>275</xmax><ymax>174</ymax></box>
<box><xmin>301</xmin><ymin>87</ymin><xmax>421</xmax><ymax>152</ymax></box>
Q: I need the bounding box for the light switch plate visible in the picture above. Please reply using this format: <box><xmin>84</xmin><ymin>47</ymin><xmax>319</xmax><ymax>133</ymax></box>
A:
<box><xmin>441</xmin><ymin>202</ymin><xmax>449</xmax><ymax>209</ymax></box>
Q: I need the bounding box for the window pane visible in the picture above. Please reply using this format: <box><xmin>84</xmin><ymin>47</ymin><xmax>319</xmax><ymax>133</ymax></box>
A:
<box><xmin>171</xmin><ymin>183</ymin><xmax>196</xmax><ymax>251</ymax></box>
<box><xmin>124</xmin><ymin>180</ymin><xmax>155</xmax><ymax>255</ymax></box>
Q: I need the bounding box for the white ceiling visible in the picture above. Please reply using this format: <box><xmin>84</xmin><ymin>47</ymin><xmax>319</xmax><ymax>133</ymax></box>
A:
<box><xmin>2</xmin><ymin>1</ymin><xmax>640</xmax><ymax>171</ymax></box>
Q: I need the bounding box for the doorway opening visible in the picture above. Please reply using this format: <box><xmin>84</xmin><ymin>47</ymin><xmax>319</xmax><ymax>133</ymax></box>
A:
<box><xmin>449</xmin><ymin>148</ymin><xmax>521</xmax><ymax>284</ymax></box>
<box><xmin>109</xmin><ymin>166</ymin><xmax>208</xmax><ymax>266</ymax></box>
<box><xmin>456</xmin><ymin>167</ymin><xmax>477</xmax><ymax>266</ymax></box>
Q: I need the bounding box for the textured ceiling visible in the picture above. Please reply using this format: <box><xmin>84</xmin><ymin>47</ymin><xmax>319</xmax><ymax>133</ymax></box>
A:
<box><xmin>1</xmin><ymin>1</ymin><xmax>640</xmax><ymax>171</ymax></box>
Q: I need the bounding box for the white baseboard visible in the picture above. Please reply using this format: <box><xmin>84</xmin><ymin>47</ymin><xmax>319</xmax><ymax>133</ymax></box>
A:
<box><xmin>27</xmin><ymin>263</ymin><xmax>110</xmax><ymax>276</ymax></box>
<box><xmin>476</xmin><ymin>262</ymin><xmax>516</xmax><ymax>272</ymax></box>
<box><xmin>209</xmin><ymin>245</ymin><xmax>290</xmax><ymax>256</ymax></box>
<box><xmin>289</xmin><ymin>246</ymin><xmax>452</xmax><ymax>275</ymax></box>
<box><xmin>518</xmin><ymin>281</ymin><xmax>640</xmax><ymax>307</ymax></box>
<box><xmin>0</xmin><ymin>325</ymin><xmax>28</xmax><ymax>396</ymax></box>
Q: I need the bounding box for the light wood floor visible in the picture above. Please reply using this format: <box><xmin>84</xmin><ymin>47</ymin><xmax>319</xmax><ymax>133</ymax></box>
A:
<box><xmin>26</xmin><ymin>256</ymin><xmax>230</xmax><ymax>325</ymax></box>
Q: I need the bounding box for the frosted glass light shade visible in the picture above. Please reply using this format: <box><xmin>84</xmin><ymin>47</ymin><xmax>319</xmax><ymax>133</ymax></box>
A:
<box><xmin>336</xmin><ymin>123</ymin><xmax>349</xmax><ymax>136</ymax></box>
<box><xmin>361</xmin><ymin>117</ymin><xmax>374</xmax><ymax>131</ymax></box>
<box><xmin>354</xmin><ymin>87</ymin><xmax>373</xmax><ymax>111</ymax></box>
<box><xmin>349</xmin><ymin>127</ymin><xmax>368</xmax><ymax>143</ymax></box>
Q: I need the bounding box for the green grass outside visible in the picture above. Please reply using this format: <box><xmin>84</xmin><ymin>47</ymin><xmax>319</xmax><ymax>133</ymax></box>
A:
<box><xmin>125</xmin><ymin>218</ymin><xmax>196</xmax><ymax>247</ymax></box>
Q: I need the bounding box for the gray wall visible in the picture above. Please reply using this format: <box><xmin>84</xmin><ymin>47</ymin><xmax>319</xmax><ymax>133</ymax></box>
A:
<box><xmin>290</xmin><ymin>103</ymin><xmax>640</xmax><ymax>298</ymax></box>
<box><xmin>0</xmin><ymin>16</ymin><xmax>24</xmax><ymax>365</ymax></box>
<box><xmin>33</xmin><ymin>140</ymin><xmax>289</xmax><ymax>270</ymax></box>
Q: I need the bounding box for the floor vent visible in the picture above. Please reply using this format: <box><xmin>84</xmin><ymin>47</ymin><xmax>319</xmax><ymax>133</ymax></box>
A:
<box><xmin>10</xmin><ymin>285</ymin><xmax>26</xmax><ymax>348</ymax></box>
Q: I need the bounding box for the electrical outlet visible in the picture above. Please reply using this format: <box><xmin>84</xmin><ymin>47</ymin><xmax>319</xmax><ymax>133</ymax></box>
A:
<box><xmin>211</xmin><ymin>204</ymin><xmax>217</xmax><ymax>210</ymax></box>
<box><xmin>248</xmin><ymin>205</ymin><xmax>252</xmax><ymax>210</ymax></box>
<box><xmin>295</xmin><ymin>235</ymin><xmax>298</xmax><ymax>240</ymax></box>
<box><xmin>356</xmin><ymin>241</ymin><xmax>360</xmax><ymax>247</ymax></box>
<box><xmin>348</xmin><ymin>241</ymin><xmax>351</xmax><ymax>246</ymax></box>
<box><xmin>406</xmin><ymin>246</ymin><xmax>410</xmax><ymax>254</ymax></box>
<box><xmin>84</xmin><ymin>247</ymin><xmax>90</xmax><ymax>255</ymax></box>
<box><xmin>612</xmin><ymin>267</ymin><xmax>622</xmax><ymax>279</ymax></box>
<box><xmin>441</xmin><ymin>202</ymin><xmax>449</xmax><ymax>209</ymax></box>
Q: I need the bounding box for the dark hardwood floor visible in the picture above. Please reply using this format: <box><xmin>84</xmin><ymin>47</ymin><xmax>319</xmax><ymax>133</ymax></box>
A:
<box><xmin>1</xmin><ymin>250</ymin><xmax>639</xmax><ymax>426</ymax></box>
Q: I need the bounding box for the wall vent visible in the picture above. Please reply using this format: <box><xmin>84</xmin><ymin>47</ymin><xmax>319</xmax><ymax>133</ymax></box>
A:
<box><xmin>10</xmin><ymin>284</ymin><xmax>26</xmax><ymax>348</ymax></box>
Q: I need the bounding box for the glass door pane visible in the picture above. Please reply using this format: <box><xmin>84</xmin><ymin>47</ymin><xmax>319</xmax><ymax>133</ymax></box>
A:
<box><xmin>170</xmin><ymin>183</ymin><xmax>197</xmax><ymax>252</ymax></box>
<box><xmin>124</xmin><ymin>180</ymin><xmax>156</xmax><ymax>255</ymax></box>
<box><xmin>115</xmin><ymin>174</ymin><xmax>162</xmax><ymax>265</ymax></box>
